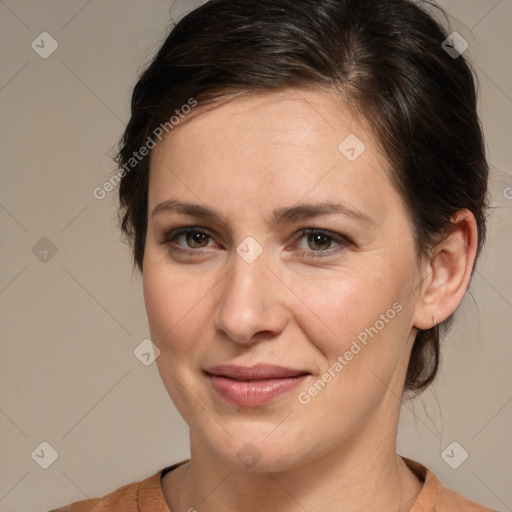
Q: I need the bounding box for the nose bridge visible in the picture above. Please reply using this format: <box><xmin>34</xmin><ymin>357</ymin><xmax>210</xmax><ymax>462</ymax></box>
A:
<box><xmin>214</xmin><ymin>245</ymin><xmax>287</xmax><ymax>345</ymax></box>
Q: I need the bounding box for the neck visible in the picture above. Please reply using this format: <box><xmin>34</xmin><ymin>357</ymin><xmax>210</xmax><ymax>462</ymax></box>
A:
<box><xmin>163</xmin><ymin>409</ymin><xmax>423</xmax><ymax>512</ymax></box>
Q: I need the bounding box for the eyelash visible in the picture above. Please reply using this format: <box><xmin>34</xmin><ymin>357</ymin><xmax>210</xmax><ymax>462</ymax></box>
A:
<box><xmin>158</xmin><ymin>226</ymin><xmax>351</xmax><ymax>260</ymax></box>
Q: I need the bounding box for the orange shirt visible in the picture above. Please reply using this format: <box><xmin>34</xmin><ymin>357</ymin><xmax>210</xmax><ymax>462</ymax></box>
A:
<box><xmin>49</xmin><ymin>457</ymin><xmax>498</xmax><ymax>511</ymax></box>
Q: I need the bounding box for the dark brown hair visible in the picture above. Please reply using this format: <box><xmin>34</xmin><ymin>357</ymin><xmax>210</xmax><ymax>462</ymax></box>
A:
<box><xmin>115</xmin><ymin>0</ymin><xmax>489</xmax><ymax>395</ymax></box>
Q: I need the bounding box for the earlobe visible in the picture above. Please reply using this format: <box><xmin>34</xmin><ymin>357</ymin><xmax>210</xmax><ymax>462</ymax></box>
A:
<box><xmin>412</xmin><ymin>209</ymin><xmax>478</xmax><ymax>331</ymax></box>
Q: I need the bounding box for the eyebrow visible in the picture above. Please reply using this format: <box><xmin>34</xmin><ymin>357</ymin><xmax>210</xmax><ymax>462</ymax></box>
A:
<box><xmin>151</xmin><ymin>199</ymin><xmax>376</xmax><ymax>226</ymax></box>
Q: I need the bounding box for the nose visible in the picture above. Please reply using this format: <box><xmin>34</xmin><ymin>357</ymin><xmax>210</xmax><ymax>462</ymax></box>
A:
<box><xmin>213</xmin><ymin>248</ymin><xmax>290</xmax><ymax>346</ymax></box>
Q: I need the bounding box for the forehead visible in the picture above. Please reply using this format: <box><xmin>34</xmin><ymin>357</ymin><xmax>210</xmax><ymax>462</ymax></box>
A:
<box><xmin>147</xmin><ymin>88</ymin><xmax>397</xmax><ymax>224</ymax></box>
<box><xmin>153</xmin><ymin>88</ymin><xmax>367</xmax><ymax>157</ymax></box>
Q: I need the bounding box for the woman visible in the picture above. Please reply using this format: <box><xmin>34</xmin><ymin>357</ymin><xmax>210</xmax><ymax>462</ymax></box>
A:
<box><xmin>52</xmin><ymin>0</ymin><xmax>497</xmax><ymax>510</ymax></box>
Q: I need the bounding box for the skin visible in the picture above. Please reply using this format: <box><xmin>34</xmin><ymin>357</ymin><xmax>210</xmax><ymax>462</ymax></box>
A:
<box><xmin>142</xmin><ymin>88</ymin><xmax>478</xmax><ymax>512</ymax></box>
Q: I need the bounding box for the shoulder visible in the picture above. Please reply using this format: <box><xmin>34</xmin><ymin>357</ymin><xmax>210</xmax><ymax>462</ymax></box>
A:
<box><xmin>46</xmin><ymin>460</ymin><xmax>189</xmax><ymax>511</ymax></box>
<box><xmin>46</xmin><ymin>468</ymin><xmax>166</xmax><ymax>512</ymax></box>
<box><xmin>436</xmin><ymin>482</ymin><xmax>498</xmax><ymax>512</ymax></box>
<box><xmin>47</xmin><ymin>479</ymin><xmax>143</xmax><ymax>512</ymax></box>
<box><xmin>402</xmin><ymin>456</ymin><xmax>498</xmax><ymax>512</ymax></box>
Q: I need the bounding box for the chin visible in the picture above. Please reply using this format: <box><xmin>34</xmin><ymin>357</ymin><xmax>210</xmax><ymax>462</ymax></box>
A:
<box><xmin>199</xmin><ymin>425</ymin><xmax>315</xmax><ymax>473</ymax></box>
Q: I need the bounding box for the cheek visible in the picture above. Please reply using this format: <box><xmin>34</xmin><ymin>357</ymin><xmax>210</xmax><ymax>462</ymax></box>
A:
<box><xmin>143</xmin><ymin>268</ymin><xmax>174</xmax><ymax>340</ymax></box>
<box><xmin>289</xmin><ymin>256</ymin><xmax>415</xmax><ymax>403</ymax></box>
<box><xmin>290</xmin><ymin>262</ymin><xmax>402</xmax><ymax>349</ymax></box>
<box><xmin>143</xmin><ymin>260</ymin><xmax>208</xmax><ymax>352</ymax></box>
<box><xmin>143</xmin><ymin>264</ymin><xmax>210</xmax><ymax>410</ymax></box>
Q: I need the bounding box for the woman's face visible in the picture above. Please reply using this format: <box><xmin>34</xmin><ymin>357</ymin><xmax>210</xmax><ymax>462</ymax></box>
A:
<box><xmin>143</xmin><ymin>88</ymin><xmax>424</xmax><ymax>472</ymax></box>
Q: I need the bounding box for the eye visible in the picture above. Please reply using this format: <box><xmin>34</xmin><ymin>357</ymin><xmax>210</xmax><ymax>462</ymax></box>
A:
<box><xmin>294</xmin><ymin>228</ymin><xmax>350</xmax><ymax>259</ymax></box>
<box><xmin>158</xmin><ymin>226</ymin><xmax>351</xmax><ymax>260</ymax></box>
<box><xmin>158</xmin><ymin>227</ymin><xmax>215</xmax><ymax>254</ymax></box>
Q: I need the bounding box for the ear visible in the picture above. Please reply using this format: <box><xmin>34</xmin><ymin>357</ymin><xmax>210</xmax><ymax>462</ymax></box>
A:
<box><xmin>413</xmin><ymin>209</ymin><xmax>479</xmax><ymax>330</ymax></box>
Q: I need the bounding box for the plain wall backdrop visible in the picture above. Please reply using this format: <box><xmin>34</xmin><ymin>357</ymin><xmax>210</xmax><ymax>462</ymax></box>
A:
<box><xmin>0</xmin><ymin>1</ymin><xmax>511</xmax><ymax>510</ymax></box>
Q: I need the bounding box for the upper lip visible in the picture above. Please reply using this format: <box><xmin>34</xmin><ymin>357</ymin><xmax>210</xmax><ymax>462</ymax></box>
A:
<box><xmin>204</xmin><ymin>364</ymin><xmax>309</xmax><ymax>381</ymax></box>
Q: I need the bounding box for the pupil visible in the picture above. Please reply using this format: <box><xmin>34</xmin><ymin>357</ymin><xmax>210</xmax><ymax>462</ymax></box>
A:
<box><xmin>188</xmin><ymin>232</ymin><xmax>206</xmax><ymax>247</ymax></box>
<box><xmin>310</xmin><ymin>234</ymin><xmax>330</xmax><ymax>251</ymax></box>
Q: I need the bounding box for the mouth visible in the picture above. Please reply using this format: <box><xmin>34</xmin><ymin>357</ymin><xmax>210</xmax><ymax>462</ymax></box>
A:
<box><xmin>204</xmin><ymin>364</ymin><xmax>310</xmax><ymax>407</ymax></box>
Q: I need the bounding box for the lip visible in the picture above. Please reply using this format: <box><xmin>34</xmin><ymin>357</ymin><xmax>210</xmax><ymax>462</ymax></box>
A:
<box><xmin>204</xmin><ymin>364</ymin><xmax>310</xmax><ymax>407</ymax></box>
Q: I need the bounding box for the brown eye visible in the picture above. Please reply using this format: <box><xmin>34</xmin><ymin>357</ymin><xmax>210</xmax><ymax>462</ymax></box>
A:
<box><xmin>306</xmin><ymin>232</ymin><xmax>333</xmax><ymax>251</ymax></box>
<box><xmin>158</xmin><ymin>227</ymin><xmax>214</xmax><ymax>253</ymax></box>
<box><xmin>184</xmin><ymin>231</ymin><xmax>210</xmax><ymax>248</ymax></box>
<box><xmin>296</xmin><ymin>229</ymin><xmax>350</xmax><ymax>259</ymax></box>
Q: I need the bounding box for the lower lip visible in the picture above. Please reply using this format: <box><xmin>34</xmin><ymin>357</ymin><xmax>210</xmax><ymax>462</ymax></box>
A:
<box><xmin>207</xmin><ymin>374</ymin><xmax>308</xmax><ymax>407</ymax></box>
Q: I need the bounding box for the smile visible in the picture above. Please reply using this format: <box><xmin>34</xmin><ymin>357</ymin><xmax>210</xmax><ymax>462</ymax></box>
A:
<box><xmin>204</xmin><ymin>364</ymin><xmax>310</xmax><ymax>407</ymax></box>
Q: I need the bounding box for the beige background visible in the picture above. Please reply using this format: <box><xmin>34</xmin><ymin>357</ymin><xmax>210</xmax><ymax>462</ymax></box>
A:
<box><xmin>0</xmin><ymin>1</ymin><xmax>510</xmax><ymax>511</ymax></box>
